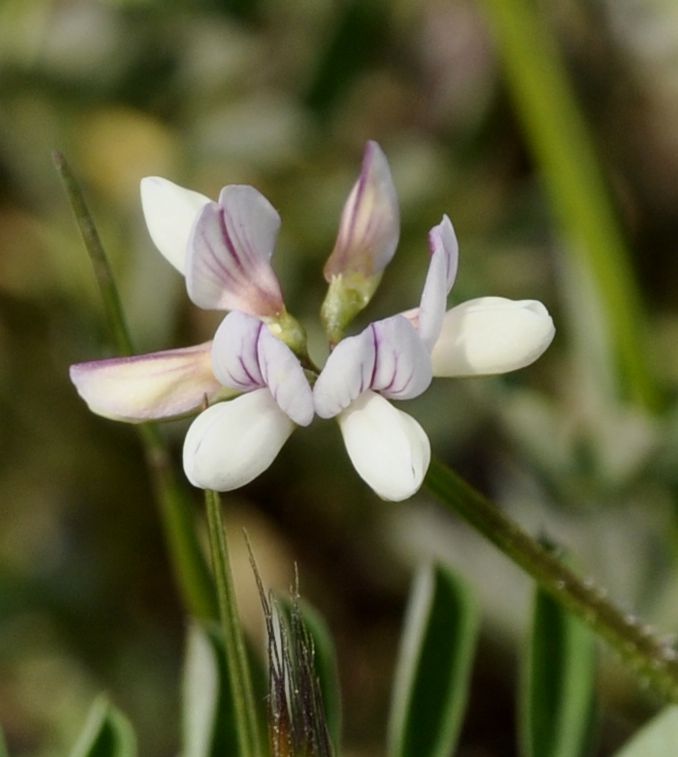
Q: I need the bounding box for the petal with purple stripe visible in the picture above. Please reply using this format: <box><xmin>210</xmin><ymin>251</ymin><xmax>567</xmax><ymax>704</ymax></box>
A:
<box><xmin>211</xmin><ymin>311</ymin><xmax>313</xmax><ymax>426</ymax></box>
<box><xmin>417</xmin><ymin>215</ymin><xmax>459</xmax><ymax>350</ymax></box>
<box><xmin>187</xmin><ymin>185</ymin><xmax>284</xmax><ymax>316</ymax></box>
<box><xmin>69</xmin><ymin>342</ymin><xmax>223</xmax><ymax>422</ymax></box>
<box><xmin>324</xmin><ymin>141</ymin><xmax>400</xmax><ymax>279</ymax></box>
<box><xmin>313</xmin><ymin>315</ymin><xmax>432</xmax><ymax>419</ymax></box>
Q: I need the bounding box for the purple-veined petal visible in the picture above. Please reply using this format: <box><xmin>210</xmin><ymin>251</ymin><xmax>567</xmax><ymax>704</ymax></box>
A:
<box><xmin>338</xmin><ymin>391</ymin><xmax>430</xmax><ymax>501</ymax></box>
<box><xmin>70</xmin><ymin>342</ymin><xmax>222</xmax><ymax>422</ymax></box>
<box><xmin>370</xmin><ymin>316</ymin><xmax>432</xmax><ymax>400</ymax></box>
<box><xmin>140</xmin><ymin>177</ymin><xmax>211</xmax><ymax>274</ymax></box>
<box><xmin>324</xmin><ymin>141</ymin><xmax>400</xmax><ymax>279</ymax></box>
<box><xmin>183</xmin><ymin>388</ymin><xmax>295</xmax><ymax>491</ymax></box>
<box><xmin>417</xmin><ymin>215</ymin><xmax>459</xmax><ymax>350</ymax></box>
<box><xmin>211</xmin><ymin>311</ymin><xmax>314</xmax><ymax>426</ymax></box>
<box><xmin>186</xmin><ymin>185</ymin><xmax>284</xmax><ymax>316</ymax></box>
<box><xmin>313</xmin><ymin>327</ymin><xmax>376</xmax><ymax>419</ymax></box>
<box><xmin>431</xmin><ymin>297</ymin><xmax>555</xmax><ymax>376</ymax></box>
<box><xmin>211</xmin><ymin>311</ymin><xmax>265</xmax><ymax>391</ymax></box>
<box><xmin>313</xmin><ymin>315</ymin><xmax>432</xmax><ymax>419</ymax></box>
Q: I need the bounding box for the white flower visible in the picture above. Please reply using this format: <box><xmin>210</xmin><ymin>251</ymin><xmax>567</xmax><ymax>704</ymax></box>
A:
<box><xmin>71</xmin><ymin>178</ymin><xmax>312</xmax><ymax>491</ymax></box>
<box><xmin>314</xmin><ymin>216</ymin><xmax>555</xmax><ymax>500</ymax></box>
<box><xmin>71</xmin><ymin>142</ymin><xmax>554</xmax><ymax>499</ymax></box>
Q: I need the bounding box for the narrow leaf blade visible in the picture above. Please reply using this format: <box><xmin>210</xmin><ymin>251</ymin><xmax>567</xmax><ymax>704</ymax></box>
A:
<box><xmin>388</xmin><ymin>562</ymin><xmax>479</xmax><ymax>757</ymax></box>
<box><xmin>520</xmin><ymin>586</ymin><xmax>596</xmax><ymax>757</ymax></box>
<box><xmin>68</xmin><ymin>696</ymin><xmax>136</xmax><ymax>757</ymax></box>
<box><xmin>614</xmin><ymin>707</ymin><xmax>678</xmax><ymax>757</ymax></box>
<box><xmin>181</xmin><ymin>621</ymin><xmax>240</xmax><ymax>757</ymax></box>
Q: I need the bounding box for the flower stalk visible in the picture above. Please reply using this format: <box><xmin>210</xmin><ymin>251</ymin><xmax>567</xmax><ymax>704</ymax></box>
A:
<box><xmin>425</xmin><ymin>458</ymin><xmax>678</xmax><ymax>703</ymax></box>
<box><xmin>54</xmin><ymin>151</ymin><xmax>216</xmax><ymax>620</ymax></box>
<box><xmin>204</xmin><ymin>489</ymin><xmax>262</xmax><ymax>757</ymax></box>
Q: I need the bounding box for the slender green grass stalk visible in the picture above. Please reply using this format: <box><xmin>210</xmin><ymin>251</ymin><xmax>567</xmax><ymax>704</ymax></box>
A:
<box><xmin>53</xmin><ymin>151</ymin><xmax>216</xmax><ymax>620</ymax></box>
<box><xmin>426</xmin><ymin>458</ymin><xmax>678</xmax><ymax>703</ymax></box>
<box><xmin>205</xmin><ymin>490</ymin><xmax>262</xmax><ymax>757</ymax></box>
<box><xmin>480</xmin><ymin>0</ymin><xmax>659</xmax><ymax>411</ymax></box>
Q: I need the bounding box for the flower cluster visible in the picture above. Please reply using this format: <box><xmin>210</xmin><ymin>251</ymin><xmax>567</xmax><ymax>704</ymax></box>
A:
<box><xmin>70</xmin><ymin>142</ymin><xmax>554</xmax><ymax>501</ymax></box>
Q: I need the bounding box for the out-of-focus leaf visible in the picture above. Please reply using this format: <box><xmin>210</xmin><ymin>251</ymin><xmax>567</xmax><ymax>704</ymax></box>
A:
<box><xmin>279</xmin><ymin>596</ymin><xmax>343</xmax><ymax>753</ymax></box>
<box><xmin>181</xmin><ymin>621</ymin><xmax>239</xmax><ymax>757</ymax></box>
<box><xmin>0</xmin><ymin>726</ymin><xmax>8</xmax><ymax>757</ymax></box>
<box><xmin>387</xmin><ymin>562</ymin><xmax>478</xmax><ymax>757</ymax></box>
<box><xmin>614</xmin><ymin>707</ymin><xmax>678</xmax><ymax>757</ymax></box>
<box><xmin>68</xmin><ymin>696</ymin><xmax>136</xmax><ymax>757</ymax></box>
<box><xmin>520</xmin><ymin>586</ymin><xmax>596</xmax><ymax>757</ymax></box>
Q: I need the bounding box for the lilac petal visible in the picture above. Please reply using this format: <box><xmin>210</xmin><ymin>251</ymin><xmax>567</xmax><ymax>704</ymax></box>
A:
<box><xmin>313</xmin><ymin>315</ymin><xmax>432</xmax><ymax>419</ymax></box>
<box><xmin>183</xmin><ymin>388</ymin><xmax>295</xmax><ymax>491</ymax></box>
<box><xmin>211</xmin><ymin>311</ymin><xmax>313</xmax><ymax>426</ymax></box>
<box><xmin>324</xmin><ymin>141</ymin><xmax>400</xmax><ymax>279</ymax></box>
<box><xmin>313</xmin><ymin>328</ymin><xmax>376</xmax><ymax>419</ymax></box>
<box><xmin>70</xmin><ymin>342</ymin><xmax>222</xmax><ymax>422</ymax></box>
<box><xmin>186</xmin><ymin>185</ymin><xmax>284</xmax><ymax>316</ymax></box>
<box><xmin>369</xmin><ymin>316</ymin><xmax>433</xmax><ymax>400</ymax></box>
<box><xmin>338</xmin><ymin>391</ymin><xmax>431</xmax><ymax>501</ymax></box>
<box><xmin>417</xmin><ymin>215</ymin><xmax>459</xmax><ymax>350</ymax></box>
<box><xmin>140</xmin><ymin>177</ymin><xmax>211</xmax><ymax>274</ymax></box>
<box><xmin>211</xmin><ymin>311</ymin><xmax>264</xmax><ymax>391</ymax></box>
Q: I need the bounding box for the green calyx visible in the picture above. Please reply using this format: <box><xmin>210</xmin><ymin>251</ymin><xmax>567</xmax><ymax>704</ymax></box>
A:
<box><xmin>320</xmin><ymin>272</ymin><xmax>381</xmax><ymax>346</ymax></box>
<box><xmin>265</xmin><ymin>309</ymin><xmax>315</xmax><ymax>370</ymax></box>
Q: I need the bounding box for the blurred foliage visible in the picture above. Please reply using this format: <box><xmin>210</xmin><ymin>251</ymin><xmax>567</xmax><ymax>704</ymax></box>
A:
<box><xmin>2</xmin><ymin>0</ymin><xmax>678</xmax><ymax>754</ymax></box>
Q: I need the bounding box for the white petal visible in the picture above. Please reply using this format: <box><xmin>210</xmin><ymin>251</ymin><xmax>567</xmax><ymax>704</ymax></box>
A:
<box><xmin>140</xmin><ymin>177</ymin><xmax>210</xmax><ymax>274</ymax></box>
<box><xmin>182</xmin><ymin>388</ymin><xmax>295</xmax><ymax>491</ymax></box>
<box><xmin>211</xmin><ymin>311</ymin><xmax>314</xmax><ymax>426</ymax></box>
<box><xmin>324</xmin><ymin>141</ymin><xmax>400</xmax><ymax>278</ymax></box>
<box><xmin>70</xmin><ymin>342</ymin><xmax>222</xmax><ymax>422</ymax></box>
<box><xmin>338</xmin><ymin>391</ymin><xmax>430</xmax><ymax>501</ymax></box>
<box><xmin>186</xmin><ymin>185</ymin><xmax>284</xmax><ymax>316</ymax></box>
<box><xmin>431</xmin><ymin>297</ymin><xmax>555</xmax><ymax>376</ymax></box>
<box><xmin>418</xmin><ymin>215</ymin><xmax>459</xmax><ymax>350</ymax></box>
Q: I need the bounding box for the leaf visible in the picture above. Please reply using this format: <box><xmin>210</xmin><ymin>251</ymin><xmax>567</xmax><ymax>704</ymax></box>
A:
<box><xmin>279</xmin><ymin>596</ymin><xmax>343</xmax><ymax>753</ymax></box>
<box><xmin>520</xmin><ymin>586</ymin><xmax>597</xmax><ymax>757</ymax></box>
<box><xmin>0</xmin><ymin>726</ymin><xmax>8</xmax><ymax>757</ymax></box>
<box><xmin>181</xmin><ymin>621</ymin><xmax>240</xmax><ymax>757</ymax></box>
<box><xmin>387</xmin><ymin>562</ymin><xmax>479</xmax><ymax>757</ymax></box>
<box><xmin>614</xmin><ymin>707</ymin><xmax>678</xmax><ymax>757</ymax></box>
<box><xmin>68</xmin><ymin>696</ymin><xmax>136</xmax><ymax>757</ymax></box>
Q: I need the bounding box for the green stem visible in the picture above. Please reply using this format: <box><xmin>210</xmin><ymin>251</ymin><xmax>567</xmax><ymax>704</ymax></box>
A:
<box><xmin>480</xmin><ymin>0</ymin><xmax>659</xmax><ymax>411</ymax></box>
<box><xmin>425</xmin><ymin>458</ymin><xmax>678</xmax><ymax>703</ymax></box>
<box><xmin>54</xmin><ymin>150</ymin><xmax>216</xmax><ymax>620</ymax></box>
<box><xmin>204</xmin><ymin>490</ymin><xmax>262</xmax><ymax>757</ymax></box>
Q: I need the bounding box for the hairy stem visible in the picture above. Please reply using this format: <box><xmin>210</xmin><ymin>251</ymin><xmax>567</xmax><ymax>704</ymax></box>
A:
<box><xmin>426</xmin><ymin>459</ymin><xmax>678</xmax><ymax>702</ymax></box>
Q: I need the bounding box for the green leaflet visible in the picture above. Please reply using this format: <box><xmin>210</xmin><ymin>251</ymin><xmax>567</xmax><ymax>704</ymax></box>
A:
<box><xmin>68</xmin><ymin>696</ymin><xmax>136</xmax><ymax>757</ymax></box>
<box><xmin>520</xmin><ymin>587</ymin><xmax>596</xmax><ymax>757</ymax></box>
<box><xmin>387</xmin><ymin>562</ymin><xmax>478</xmax><ymax>757</ymax></box>
<box><xmin>614</xmin><ymin>707</ymin><xmax>678</xmax><ymax>757</ymax></box>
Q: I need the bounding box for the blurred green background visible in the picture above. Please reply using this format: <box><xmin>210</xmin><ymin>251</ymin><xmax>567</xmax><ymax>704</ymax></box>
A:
<box><xmin>2</xmin><ymin>0</ymin><xmax>678</xmax><ymax>754</ymax></box>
